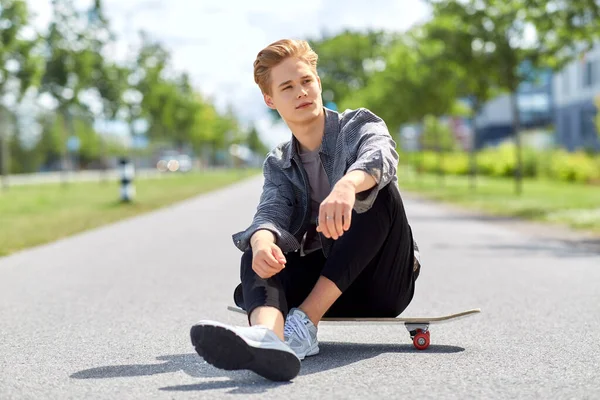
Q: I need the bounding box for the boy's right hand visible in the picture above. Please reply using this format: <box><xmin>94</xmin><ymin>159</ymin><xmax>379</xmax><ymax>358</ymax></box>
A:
<box><xmin>252</xmin><ymin>241</ymin><xmax>287</xmax><ymax>279</ymax></box>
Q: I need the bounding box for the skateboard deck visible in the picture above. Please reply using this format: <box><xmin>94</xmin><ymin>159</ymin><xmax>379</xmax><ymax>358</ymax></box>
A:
<box><xmin>227</xmin><ymin>305</ymin><xmax>481</xmax><ymax>350</ymax></box>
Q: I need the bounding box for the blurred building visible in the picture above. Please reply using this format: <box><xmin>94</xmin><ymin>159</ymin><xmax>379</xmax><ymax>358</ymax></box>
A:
<box><xmin>552</xmin><ymin>45</ymin><xmax>600</xmax><ymax>151</ymax></box>
<box><xmin>473</xmin><ymin>68</ymin><xmax>554</xmax><ymax>149</ymax></box>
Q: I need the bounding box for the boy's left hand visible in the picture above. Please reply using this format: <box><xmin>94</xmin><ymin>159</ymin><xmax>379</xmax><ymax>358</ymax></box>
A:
<box><xmin>317</xmin><ymin>180</ymin><xmax>355</xmax><ymax>240</ymax></box>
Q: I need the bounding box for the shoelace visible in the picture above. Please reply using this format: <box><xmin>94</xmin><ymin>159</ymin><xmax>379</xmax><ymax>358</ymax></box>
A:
<box><xmin>284</xmin><ymin>314</ymin><xmax>312</xmax><ymax>345</ymax></box>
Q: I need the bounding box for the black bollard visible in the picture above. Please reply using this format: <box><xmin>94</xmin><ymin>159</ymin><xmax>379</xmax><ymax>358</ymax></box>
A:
<box><xmin>118</xmin><ymin>157</ymin><xmax>135</xmax><ymax>202</ymax></box>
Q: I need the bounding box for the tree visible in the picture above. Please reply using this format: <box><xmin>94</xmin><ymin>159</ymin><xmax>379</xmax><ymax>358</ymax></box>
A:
<box><xmin>594</xmin><ymin>95</ymin><xmax>600</xmax><ymax>153</ymax></box>
<box><xmin>40</xmin><ymin>0</ymin><xmax>97</xmax><ymax>184</ymax></box>
<box><xmin>426</xmin><ymin>0</ymin><xmax>529</xmax><ymax>194</ymax></box>
<box><xmin>84</xmin><ymin>0</ymin><xmax>127</xmax><ymax>171</ymax></box>
<box><xmin>526</xmin><ymin>0</ymin><xmax>600</xmax><ymax>69</ymax></box>
<box><xmin>133</xmin><ymin>32</ymin><xmax>174</xmax><ymax>141</ymax></box>
<box><xmin>0</xmin><ymin>0</ymin><xmax>42</xmax><ymax>189</ymax></box>
<box><xmin>246</xmin><ymin>123</ymin><xmax>268</xmax><ymax>157</ymax></box>
<box><xmin>422</xmin><ymin>13</ymin><xmax>501</xmax><ymax>190</ymax></box>
<box><xmin>308</xmin><ymin>30</ymin><xmax>390</xmax><ymax>109</ymax></box>
<box><xmin>346</xmin><ymin>32</ymin><xmax>465</xmax><ymax>185</ymax></box>
<box><xmin>33</xmin><ymin>111</ymin><xmax>65</xmax><ymax>170</ymax></box>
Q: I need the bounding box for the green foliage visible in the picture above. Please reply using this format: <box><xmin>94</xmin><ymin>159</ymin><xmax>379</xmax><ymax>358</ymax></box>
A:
<box><xmin>344</xmin><ymin>38</ymin><xmax>421</xmax><ymax>131</ymax></box>
<box><xmin>308</xmin><ymin>30</ymin><xmax>390</xmax><ymax>108</ymax></box>
<box><xmin>444</xmin><ymin>152</ymin><xmax>470</xmax><ymax>175</ymax></box>
<box><xmin>485</xmin><ymin>144</ymin><xmax>539</xmax><ymax>178</ymax></box>
<box><xmin>33</xmin><ymin>113</ymin><xmax>64</xmax><ymax>170</ymax></box>
<box><xmin>421</xmin><ymin>115</ymin><xmax>458</xmax><ymax>152</ymax></box>
<box><xmin>245</xmin><ymin>124</ymin><xmax>269</xmax><ymax>156</ymax></box>
<box><xmin>548</xmin><ymin>149</ymin><xmax>600</xmax><ymax>183</ymax></box>
<box><xmin>72</xmin><ymin>116</ymin><xmax>101</xmax><ymax>166</ymax></box>
<box><xmin>0</xmin><ymin>0</ymin><xmax>44</xmax><ymax>182</ymax></box>
<box><xmin>595</xmin><ymin>96</ymin><xmax>600</xmax><ymax>149</ymax></box>
<box><xmin>41</xmin><ymin>0</ymin><xmax>95</xmax><ymax>107</ymax></box>
<box><xmin>4</xmin><ymin>1</ymin><xmax>245</xmax><ymax>175</ymax></box>
<box><xmin>526</xmin><ymin>0</ymin><xmax>600</xmax><ymax>70</ymax></box>
<box><xmin>405</xmin><ymin>145</ymin><xmax>600</xmax><ymax>184</ymax></box>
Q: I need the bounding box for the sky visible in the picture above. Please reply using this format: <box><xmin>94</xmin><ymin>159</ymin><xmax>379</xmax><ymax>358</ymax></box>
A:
<box><xmin>27</xmin><ymin>0</ymin><xmax>431</xmax><ymax>147</ymax></box>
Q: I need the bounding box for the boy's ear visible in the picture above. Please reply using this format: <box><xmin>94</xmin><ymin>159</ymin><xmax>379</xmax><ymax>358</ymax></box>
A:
<box><xmin>264</xmin><ymin>93</ymin><xmax>276</xmax><ymax>110</ymax></box>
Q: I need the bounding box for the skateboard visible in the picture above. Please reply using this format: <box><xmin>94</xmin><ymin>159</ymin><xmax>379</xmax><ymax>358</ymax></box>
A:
<box><xmin>227</xmin><ymin>305</ymin><xmax>481</xmax><ymax>350</ymax></box>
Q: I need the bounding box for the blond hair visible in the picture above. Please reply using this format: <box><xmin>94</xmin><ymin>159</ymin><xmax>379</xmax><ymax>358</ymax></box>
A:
<box><xmin>253</xmin><ymin>39</ymin><xmax>319</xmax><ymax>95</ymax></box>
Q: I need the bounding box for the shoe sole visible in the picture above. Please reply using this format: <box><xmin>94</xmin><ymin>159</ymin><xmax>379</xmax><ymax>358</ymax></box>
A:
<box><xmin>190</xmin><ymin>324</ymin><xmax>300</xmax><ymax>382</ymax></box>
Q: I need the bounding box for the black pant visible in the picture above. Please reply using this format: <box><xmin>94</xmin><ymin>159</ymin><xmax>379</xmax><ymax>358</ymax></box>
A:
<box><xmin>234</xmin><ymin>183</ymin><xmax>420</xmax><ymax>320</ymax></box>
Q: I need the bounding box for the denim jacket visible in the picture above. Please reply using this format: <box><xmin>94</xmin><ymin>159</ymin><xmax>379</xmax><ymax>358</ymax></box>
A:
<box><xmin>232</xmin><ymin>107</ymin><xmax>400</xmax><ymax>257</ymax></box>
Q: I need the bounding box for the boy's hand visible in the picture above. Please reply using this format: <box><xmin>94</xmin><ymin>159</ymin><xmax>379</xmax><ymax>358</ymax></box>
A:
<box><xmin>317</xmin><ymin>180</ymin><xmax>355</xmax><ymax>240</ymax></box>
<box><xmin>252</xmin><ymin>241</ymin><xmax>286</xmax><ymax>279</ymax></box>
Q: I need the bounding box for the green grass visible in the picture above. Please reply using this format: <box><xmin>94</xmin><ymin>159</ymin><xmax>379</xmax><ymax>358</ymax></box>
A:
<box><xmin>0</xmin><ymin>169</ymin><xmax>260</xmax><ymax>257</ymax></box>
<box><xmin>397</xmin><ymin>167</ymin><xmax>600</xmax><ymax>234</ymax></box>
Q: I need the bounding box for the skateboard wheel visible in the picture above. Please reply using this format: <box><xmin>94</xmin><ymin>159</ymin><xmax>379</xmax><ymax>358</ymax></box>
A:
<box><xmin>413</xmin><ymin>330</ymin><xmax>430</xmax><ymax>350</ymax></box>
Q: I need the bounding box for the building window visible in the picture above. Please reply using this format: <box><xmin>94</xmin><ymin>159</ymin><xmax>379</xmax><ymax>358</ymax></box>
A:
<box><xmin>563</xmin><ymin>114</ymin><xmax>571</xmax><ymax>141</ymax></box>
<box><xmin>562</xmin><ymin>69</ymin><xmax>569</xmax><ymax>95</ymax></box>
<box><xmin>580</xmin><ymin>108</ymin><xmax>597</xmax><ymax>147</ymax></box>
<box><xmin>583</xmin><ymin>60</ymin><xmax>594</xmax><ymax>87</ymax></box>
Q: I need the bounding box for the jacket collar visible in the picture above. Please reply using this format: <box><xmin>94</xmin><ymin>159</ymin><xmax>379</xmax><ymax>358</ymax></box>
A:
<box><xmin>283</xmin><ymin>106</ymin><xmax>339</xmax><ymax>169</ymax></box>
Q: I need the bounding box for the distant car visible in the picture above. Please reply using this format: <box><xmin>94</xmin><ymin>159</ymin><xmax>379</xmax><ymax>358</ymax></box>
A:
<box><xmin>156</xmin><ymin>153</ymin><xmax>192</xmax><ymax>173</ymax></box>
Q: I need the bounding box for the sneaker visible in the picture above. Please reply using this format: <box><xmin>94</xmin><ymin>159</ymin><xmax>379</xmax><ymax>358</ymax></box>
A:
<box><xmin>190</xmin><ymin>320</ymin><xmax>300</xmax><ymax>381</ymax></box>
<box><xmin>284</xmin><ymin>308</ymin><xmax>319</xmax><ymax>360</ymax></box>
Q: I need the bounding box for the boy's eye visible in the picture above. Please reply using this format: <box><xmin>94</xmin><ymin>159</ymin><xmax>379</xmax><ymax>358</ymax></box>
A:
<box><xmin>283</xmin><ymin>86</ymin><xmax>291</xmax><ymax>90</ymax></box>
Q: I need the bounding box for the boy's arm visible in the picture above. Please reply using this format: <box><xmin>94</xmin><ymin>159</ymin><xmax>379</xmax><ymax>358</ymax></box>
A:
<box><xmin>232</xmin><ymin>165</ymin><xmax>298</xmax><ymax>253</ymax></box>
<box><xmin>344</xmin><ymin>109</ymin><xmax>399</xmax><ymax>213</ymax></box>
<box><xmin>250</xmin><ymin>229</ymin><xmax>276</xmax><ymax>248</ymax></box>
<box><xmin>337</xmin><ymin>169</ymin><xmax>377</xmax><ymax>194</ymax></box>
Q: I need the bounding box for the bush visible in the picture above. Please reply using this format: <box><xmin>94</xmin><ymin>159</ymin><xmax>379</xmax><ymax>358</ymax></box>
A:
<box><xmin>403</xmin><ymin>145</ymin><xmax>599</xmax><ymax>185</ymax></box>
<box><xmin>444</xmin><ymin>152</ymin><xmax>470</xmax><ymax>175</ymax></box>
<box><xmin>421</xmin><ymin>115</ymin><xmax>458</xmax><ymax>152</ymax></box>
<box><xmin>550</xmin><ymin>150</ymin><xmax>600</xmax><ymax>183</ymax></box>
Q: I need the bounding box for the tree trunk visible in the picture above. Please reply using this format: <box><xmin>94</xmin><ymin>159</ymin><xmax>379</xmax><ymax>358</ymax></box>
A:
<box><xmin>438</xmin><ymin>146</ymin><xmax>444</xmax><ymax>187</ymax></box>
<box><xmin>436</xmin><ymin>122</ymin><xmax>444</xmax><ymax>187</ymax></box>
<box><xmin>0</xmin><ymin>107</ymin><xmax>10</xmax><ymax>191</ymax></box>
<box><xmin>469</xmin><ymin>103</ymin><xmax>481</xmax><ymax>192</ymax></box>
<box><xmin>130</xmin><ymin>120</ymin><xmax>138</xmax><ymax>171</ymax></box>
<box><xmin>469</xmin><ymin>128</ymin><xmax>477</xmax><ymax>191</ymax></box>
<box><xmin>99</xmin><ymin>133</ymin><xmax>108</xmax><ymax>183</ymax></box>
<box><xmin>510</xmin><ymin>92</ymin><xmax>523</xmax><ymax>195</ymax></box>
<box><xmin>0</xmin><ymin>129</ymin><xmax>8</xmax><ymax>191</ymax></box>
<box><xmin>60</xmin><ymin>108</ymin><xmax>70</xmax><ymax>186</ymax></box>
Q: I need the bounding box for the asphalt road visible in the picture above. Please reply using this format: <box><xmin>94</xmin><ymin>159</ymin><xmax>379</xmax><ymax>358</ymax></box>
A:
<box><xmin>1</xmin><ymin>175</ymin><xmax>599</xmax><ymax>399</ymax></box>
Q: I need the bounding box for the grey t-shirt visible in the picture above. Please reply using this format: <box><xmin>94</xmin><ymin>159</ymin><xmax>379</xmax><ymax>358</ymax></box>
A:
<box><xmin>298</xmin><ymin>144</ymin><xmax>331</xmax><ymax>255</ymax></box>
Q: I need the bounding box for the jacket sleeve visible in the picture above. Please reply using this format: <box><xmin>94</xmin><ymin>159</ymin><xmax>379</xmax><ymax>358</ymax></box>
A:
<box><xmin>345</xmin><ymin>109</ymin><xmax>399</xmax><ymax>213</ymax></box>
<box><xmin>231</xmin><ymin>160</ymin><xmax>299</xmax><ymax>253</ymax></box>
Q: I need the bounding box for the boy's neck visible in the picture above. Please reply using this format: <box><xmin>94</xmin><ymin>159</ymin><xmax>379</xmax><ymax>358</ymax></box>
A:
<box><xmin>289</xmin><ymin>108</ymin><xmax>326</xmax><ymax>153</ymax></box>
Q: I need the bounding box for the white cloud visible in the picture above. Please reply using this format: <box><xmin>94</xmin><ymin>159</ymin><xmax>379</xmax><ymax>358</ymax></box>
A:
<box><xmin>28</xmin><ymin>0</ymin><xmax>430</xmax><ymax>147</ymax></box>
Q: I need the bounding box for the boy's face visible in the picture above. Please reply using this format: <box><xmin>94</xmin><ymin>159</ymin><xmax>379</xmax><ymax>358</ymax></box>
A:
<box><xmin>264</xmin><ymin>57</ymin><xmax>323</xmax><ymax>124</ymax></box>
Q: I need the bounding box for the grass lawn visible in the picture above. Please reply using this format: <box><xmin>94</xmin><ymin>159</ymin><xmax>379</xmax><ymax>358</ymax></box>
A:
<box><xmin>0</xmin><ymin>168</ymin><xmax>260</xmax><ymax>257</ymax></box>
<box><xmin>397</xmin><ymin>166</ymin><xmax>600</xmax><ymax>234</ymax></box>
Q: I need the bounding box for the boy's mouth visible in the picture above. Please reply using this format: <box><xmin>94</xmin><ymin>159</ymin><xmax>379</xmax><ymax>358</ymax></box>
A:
<box><xmin>296</xmin><ymin>102</ymin><xmax>313</xmax><ymax>109</ymax></box>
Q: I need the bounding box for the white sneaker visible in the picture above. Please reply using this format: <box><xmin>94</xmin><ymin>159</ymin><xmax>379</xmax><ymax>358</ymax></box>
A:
<box><xmin>190</xmin><ymin>320</ymin><xmax>300</xmax><ymax>381</ymax></box>
<box><xmin>284</xmin><ymin>308</ymin><xmax>319</xmax><ymax>360</ymax></box>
